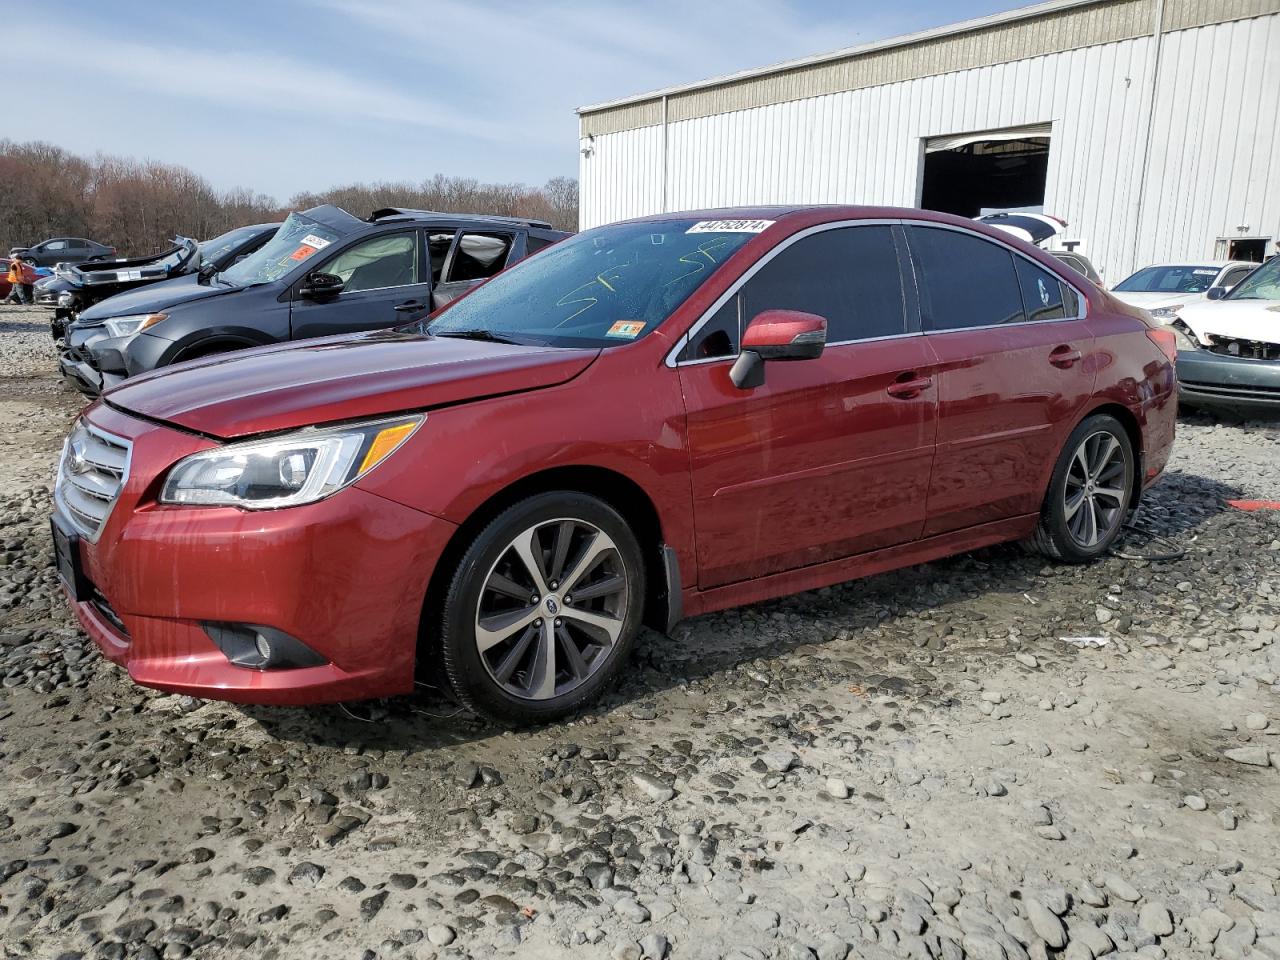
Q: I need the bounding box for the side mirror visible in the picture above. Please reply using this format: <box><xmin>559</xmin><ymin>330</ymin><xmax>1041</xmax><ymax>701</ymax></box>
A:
<box><xmin>1206</xmin><ymin>286</ymin><xmax>1227</xmax><ymax>301</ymax></box>
<box><xmin>299</xmin><ymin>271</ymin><xmax>344</xmax><ymax>298</ymax></box>
<box><xmin>729</xmin><ymin>309</ymin><xmax>827</xmax><ymax>389</ymax></box>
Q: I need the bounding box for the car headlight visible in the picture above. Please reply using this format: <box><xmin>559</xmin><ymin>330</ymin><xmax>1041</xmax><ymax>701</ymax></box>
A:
<box><xmin>159</xmin><ymin>415</ymin><xmax>423</xmax><ymax>509</ymax></box>
<box><xmin>1168</xmin><ymin>322</ymin><xmax>1199</xmax><ymax>351</ymax></box>
<box><xmin>1148</xmin><ymin>304</ymin><xmax>1183</xmax><ymax>320</ymax></box>
<box><xmin>103</xmin><ymin>313</ymin><xmax>167</xmax><ymax>339</ymax></box>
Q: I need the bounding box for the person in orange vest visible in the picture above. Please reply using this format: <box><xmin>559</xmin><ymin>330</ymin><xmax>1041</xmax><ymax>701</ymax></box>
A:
<box><xmin>4</xmin><ymin>255</ymin><xmax>36</xmax><ymax>304</ymax></box>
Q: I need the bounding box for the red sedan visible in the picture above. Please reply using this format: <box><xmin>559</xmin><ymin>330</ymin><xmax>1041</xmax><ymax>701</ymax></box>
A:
<box><xmin>52</xmin><ymin>206</ymin><xmax>1177</xmax><ymax>725</ymax></box>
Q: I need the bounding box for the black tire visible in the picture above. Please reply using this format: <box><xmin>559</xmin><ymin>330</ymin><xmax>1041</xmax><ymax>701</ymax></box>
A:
<box><xmin>1029</xmin><ymin>414</ymin><xmax>1135</xmax><ymax>562</ymax></box>
<box><xmin>437</xmin><ymin>492</ymin><xmax>646</xmax><ymax>726</ymax></box>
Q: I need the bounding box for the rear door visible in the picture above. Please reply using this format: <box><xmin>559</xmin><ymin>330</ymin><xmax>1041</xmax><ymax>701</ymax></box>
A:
<box><xmin>905</xmin><ymin>223</ymin><xmax>1095</xmax><ymax>537</ymax></box>
<box><xmin>432</xmin><ymin>231</ymin><xmax>516</xmax><ymax>308</ymax></box>
<box><xmin>677</xmin><ymin>223</ymin><xmax>938</xmax><ymax>588</ymax></box>
<box><xmin>288</xmin><ymin>228</ymin><xmax>431</xmax><ymax>340</ymax></box>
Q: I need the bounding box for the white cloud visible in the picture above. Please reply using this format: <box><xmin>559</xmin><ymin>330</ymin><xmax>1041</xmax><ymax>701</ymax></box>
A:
<box><xmin>4</xmin><ymin>20</ymin><xmax>504</xmax><ymax>142</ymax></box>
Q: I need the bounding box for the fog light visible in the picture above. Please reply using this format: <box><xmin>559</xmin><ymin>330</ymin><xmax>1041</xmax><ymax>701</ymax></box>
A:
<box><xmin>202</xmin><ymin>622</ymin><xmax>328</xmax><ymax>671</ymax></box>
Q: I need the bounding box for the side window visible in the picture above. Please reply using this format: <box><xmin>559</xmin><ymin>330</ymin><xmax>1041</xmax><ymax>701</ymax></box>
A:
<box><xmin>1221</xmin><ymin>266</ymin><xmax>1252</xmax><ymax>288</ymax></box>
<box><xmin>45</xmin><ymin>240</ymin><xmax>67</xmax><ymax>252</ymax></box>
<box><xmin>1013</xmin><ymin>257</ymin><xmax>1069</xmax><ymax>322</ymax></box>
<box><xmin>682</xmin><ymin>225</ymin><xmax>906</xmax><ymax>361</ymax></box>
<box><xmin>684</xmin><ymin>296</ymin><xmax>741</xmax><ymax>360</ymax></box>
<box><xmin>447</xmin><ymin>233</ymin><xmax>513</xmax><ymax>283</ymax></box>
<box><xmin>322</xmin><ymin>233</ymin><xmax>418</xmax><ymax>293</ymax></box>
<box><xmin>427</xmin><ymin>232</ymin><xmax>454</xmax><ymax>284</ymax></box>
<box><xmin>1060</xmin><ymin>281</ymin><xmax>1081</xmax><ymax>318</ymax></box>
<box><xmin>69</xmin><ymin>239</ymin><xmax>89</xmax><ymax>249</ymax></box>
<box><xmin>908</xmin><ymin>226</ymin><xmax>1025</xmax><ymax>329</ymax></box>
<box><xmin>525</xmin><ymin>235</ymin><xmax>553</xmax><ymax>255</ymax></box>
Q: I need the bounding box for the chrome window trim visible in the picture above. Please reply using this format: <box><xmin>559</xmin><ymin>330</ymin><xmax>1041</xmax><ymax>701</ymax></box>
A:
<box><xmin>54</xmin><ymin>422</ymin><xmax>133</xmax><ymax>545</ymax></box>
<box><xmin>666</xmin><ymin>216</ymin><xmax>1088</xmax><ymax>368</ymax></box>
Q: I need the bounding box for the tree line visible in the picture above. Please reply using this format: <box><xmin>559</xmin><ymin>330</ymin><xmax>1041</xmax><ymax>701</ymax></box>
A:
<box><xmin>0</xmin><ymin>139</ymin><xmax>579</xmax><ymax>257</ymax></box>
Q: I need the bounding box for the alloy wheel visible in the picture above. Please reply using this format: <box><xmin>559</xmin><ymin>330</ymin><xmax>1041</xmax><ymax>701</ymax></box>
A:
<box><xmin>1063</xmin><ymin>430</ymin><xmax>1128</xmax><ymax>548</ymax></box>
<box><xmin>475</xmin><ymin>518</ymin><xmax>630</xmax><ymax>701</ymax></box>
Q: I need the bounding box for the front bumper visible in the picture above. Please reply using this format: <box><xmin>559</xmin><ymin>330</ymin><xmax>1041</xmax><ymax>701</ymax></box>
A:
<box><xmin>1177</xmin><ymin>348</ymin><xmax>1280</xmax><ymax>414</ymax></box>
<box><xmin>57</xmin><ymin>403</ymin><xmax>457</xmax><ymax>704</ymax></box>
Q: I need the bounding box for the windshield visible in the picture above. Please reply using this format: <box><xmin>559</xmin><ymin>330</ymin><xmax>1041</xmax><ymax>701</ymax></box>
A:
<box><xmin>199</xmin><ymin>226</ymin><xmax>263</xmax><ymax>267</ymax></box>
<box><xmin>219</xmin><ymin>213</ymin><xmax>342</xmax><ymax>287</ymax></box>
<box><xmin>1114</xmin><ymin>264</ymin><xmax>1223</xmax><ymax>293</ymax></box>
<box><xmin>426</xmin><ymin>218</ymin><xmax>760</xmax><ymax>347</ymax></box>
<box><xmin>1226</xmin><ymin>258</ymin><xmax>1280</xmax><ymax>301</ymax></box>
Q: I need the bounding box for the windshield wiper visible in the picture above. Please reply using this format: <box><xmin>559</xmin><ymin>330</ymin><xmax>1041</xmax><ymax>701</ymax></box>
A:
<box><xmin>433</xmin><ymin>329</ymin><xmax>523</xmax><ymax>345</ymax></box>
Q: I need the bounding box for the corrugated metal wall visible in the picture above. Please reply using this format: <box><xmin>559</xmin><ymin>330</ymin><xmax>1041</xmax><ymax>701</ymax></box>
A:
<box><xmin>579</xmin><ymin>11</ymin><xmax>1279</xmax><ymax>282</ymax></box>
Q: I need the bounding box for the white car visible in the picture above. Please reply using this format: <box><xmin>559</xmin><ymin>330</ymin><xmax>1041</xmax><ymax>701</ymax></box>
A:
<box><xmin>1111</xmin><ymin>261</ymin><xmax>1257</xmax><ymax>321</ymax></box>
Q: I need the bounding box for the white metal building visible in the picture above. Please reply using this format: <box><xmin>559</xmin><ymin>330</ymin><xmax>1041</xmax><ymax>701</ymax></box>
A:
<box><xmin>576</xmin><ymin>0</ymin><xmax>1280</xmax><ymax>283</ymax></box>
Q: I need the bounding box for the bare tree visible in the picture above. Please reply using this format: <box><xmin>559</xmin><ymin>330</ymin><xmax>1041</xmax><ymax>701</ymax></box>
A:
<box><xmin>0</xmin><ymin>139</ymin><xmax>579</xmax><ymax>255</ymax></box>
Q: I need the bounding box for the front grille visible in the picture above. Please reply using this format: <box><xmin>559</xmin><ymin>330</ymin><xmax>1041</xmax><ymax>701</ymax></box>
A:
<box><xmin>54</xmin><ymin>421</ymin><xmax>131</xmax><ymax>541</ymax></box>
<box><xmin>1204</xmin><ymin>335</ymin><xmax>1280</xmax><ymax>362</ymax></box>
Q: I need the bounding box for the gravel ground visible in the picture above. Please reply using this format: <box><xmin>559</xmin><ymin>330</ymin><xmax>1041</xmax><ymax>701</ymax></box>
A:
<box><xmin>1</xmin><ymin>303</ymin><xmax>1278</xmax><ymax>960</ymax></box>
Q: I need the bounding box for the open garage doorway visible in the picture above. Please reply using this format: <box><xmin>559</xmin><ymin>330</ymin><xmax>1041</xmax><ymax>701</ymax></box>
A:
<box><xmin>919</xmin><ymin>123</ymin><xmax>1051</xmax><ymax>217</ymax></box>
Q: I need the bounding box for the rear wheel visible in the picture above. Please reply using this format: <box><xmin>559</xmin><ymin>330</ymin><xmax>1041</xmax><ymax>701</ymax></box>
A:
<box><xmin>1029</xmin><ymin>414</ymin><xmax>1134</xmax><ymax>562</ymax></box>
<box><xmin>437</xmin><ymin>492</ymin><xmax>646</xmax><ymax>725</ymax></box>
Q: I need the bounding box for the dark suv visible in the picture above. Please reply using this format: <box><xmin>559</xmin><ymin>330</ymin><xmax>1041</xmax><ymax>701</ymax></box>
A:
<box><xmin>60</xmin><ymin>205</ymin><xmax>568</xmax><ymax>394</ymax></box>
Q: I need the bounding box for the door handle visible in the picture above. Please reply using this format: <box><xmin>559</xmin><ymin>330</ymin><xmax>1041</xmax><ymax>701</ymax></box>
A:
<box><xmin>886</xmin><ymin>374</ymin><xmax>933</xmax><ymax>399</ymax></box>
<box><xmin>1049</xmin><ymin>345</ymin><xmax>1082</xmax><ymax>368</ymax></box>
<box><xmin>394</xmin><ymin>300</ymin><xmax>426</xmax><ymax>312</ymax></box>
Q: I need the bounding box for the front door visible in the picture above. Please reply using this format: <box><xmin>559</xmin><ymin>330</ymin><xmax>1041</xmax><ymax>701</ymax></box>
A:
<box><xmin>902</xmin><ymin>224</ymin><xmax>1096</xmax><ymax>536</ymax></box>
<box><xmin>289</xmin><ymin>229</ymin><xmax>431</xmax><ymax>340</ymax></box>
<box><xmin>678</xmin><ymin>224</ymin><xmax>938</xmax><ymax>589</ymax></box>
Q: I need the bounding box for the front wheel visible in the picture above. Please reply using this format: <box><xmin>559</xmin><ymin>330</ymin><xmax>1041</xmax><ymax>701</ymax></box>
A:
<box><xmin>1029</xmin><ymin>414</ymin><xmax>1135</xmax><ymax>562</ymax></box>
<box><xmin>437</xmin><ymin>492</ymin><xmax>646</xmax><ymax>725</ymax></box>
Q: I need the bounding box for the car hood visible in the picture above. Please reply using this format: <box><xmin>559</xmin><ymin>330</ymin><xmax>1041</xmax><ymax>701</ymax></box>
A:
<box><xmin>77</xmin><ymin>274</ymin><xmax>235</xmax><ymax>321</ymax></box>
<box><xmin>104</xmin><ymin>330</ymin><xmax>600</xmax><ymax>439</ymax></box>
<box><xmin>1177</xmin><ymin>299</ymin><xmax>1280</xmax><ymax>346</ymax></box>
<box><xmin>1112</xmin><ymin>290</ymin><xmax>1203</xmax><ymax>310</ymax></box>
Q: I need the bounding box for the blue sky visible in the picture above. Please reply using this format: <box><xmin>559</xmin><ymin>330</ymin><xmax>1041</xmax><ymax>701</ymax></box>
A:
<box><xmin>9</xmin><ymin>1</ymin><xmax>1031</xmax><ymax>203</ymax></box>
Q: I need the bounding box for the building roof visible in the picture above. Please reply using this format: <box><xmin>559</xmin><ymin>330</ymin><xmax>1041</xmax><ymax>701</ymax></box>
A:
<box><xmin>578</xmin><ymin>0</ymin><xmax>1279</xmax><ymax>136</ymax></box>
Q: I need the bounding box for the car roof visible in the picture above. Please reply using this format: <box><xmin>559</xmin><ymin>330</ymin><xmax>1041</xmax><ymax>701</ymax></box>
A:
<box><xmin>368</xmin><ymin>207</ymin><xmax>555</xmax><ymax>230</ymax></box>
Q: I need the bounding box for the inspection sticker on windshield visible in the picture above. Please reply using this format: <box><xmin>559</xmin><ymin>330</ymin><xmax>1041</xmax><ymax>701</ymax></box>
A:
<box><xmin>290</xmin><ymin>244</ymin><xmax>321</xmax><ymax>262</ymax></box>
<box><xmin>686</xmin><ymin>219</ymin><xmax>775</xmax><ymax>234</ymax></box>
<box><xmin>1193</xmin><ymin>269</ymin><xmax>1217</xmax><ymax>275</ymax></box>
<box><xmin>300</xmin><ymin>234</ymin><xmax>332</xmax><ymax>250</ymax></box>
<box><xmin>606</xmin><ymin>320</ymin><xmax>646</xmax><ymax>339</ymax></box>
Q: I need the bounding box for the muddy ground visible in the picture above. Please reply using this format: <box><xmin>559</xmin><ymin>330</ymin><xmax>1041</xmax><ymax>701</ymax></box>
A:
<box><xmin>0</xmin><ymin>305</ymin><xmax>1277</xmax><ymax>960</ymax></box>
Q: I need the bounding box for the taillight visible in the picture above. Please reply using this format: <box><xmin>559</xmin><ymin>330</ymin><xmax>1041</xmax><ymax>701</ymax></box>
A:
<box><xmin>1146</xmin><ymin>327</ymin><xmax>1177</xmax><ymax>364</ymax></box>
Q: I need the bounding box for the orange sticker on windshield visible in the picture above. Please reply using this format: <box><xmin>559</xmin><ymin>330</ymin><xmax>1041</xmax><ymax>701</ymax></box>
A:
<box><xmin>290</xmin><ymin>243</ymin><xmax>319</xmax><ymax>262</ymax></box>
<box><xmin>606</xmin><ymin>320</ymin><xmax>645</xmax><ymax>339</ymax></box>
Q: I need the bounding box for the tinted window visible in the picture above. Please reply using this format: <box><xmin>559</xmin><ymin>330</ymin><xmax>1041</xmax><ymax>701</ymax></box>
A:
<box><xmin>1220</xmin><ymin>266</ymin><xmax>1252</xmax><ymax>288</ymax></box>
<box><xmin>1060</xmin><ymin>282</ymin><xmax>1081</xmax><ymax>318</ymax></box>
<box><xmin>323</xmin><ymin>232</ymin><xmax>418</xmax><ymax>292</ymax></box>
<box><xmin>525</xmin><ymin>235</ymin><xmax>553</xmax><ymax>255</ymax></box>
<box><xmin>69</xmin><ymin>239</ymin><xmax>89</xmax><ymax>249</ymax></box>
<box><xmin>447</xmin><ymin>233</ymin><xmax>513</xmax><ymax>283</ymax></box>
<box><xmin>908</xmin><ymin>226</ymin><xmax>1025</xmax><ymax>330</ymax></box>
<box><xmin>1014</xmin><ymin>258</ymin><xmax>1069</xmax><ymax>322</ymax></box>
<box><xmin>683</xmin><ymin>225</ymin><xmax>906</xmax><ymax>359</ymax></box>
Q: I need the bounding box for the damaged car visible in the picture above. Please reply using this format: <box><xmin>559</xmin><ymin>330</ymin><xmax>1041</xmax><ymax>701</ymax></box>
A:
<box><xmin>42</xmin><ymin>223</ymin><xmax>279</xmax><ymax>334</ymax></box>
<box><xmin>58</xmin><ymin>206</ymin><xmax>567</xmax><ymax>395</ymax></box>
<box><xmin>1171</xmin><ymin>256</ymin><xmax>1280</xmax><ymax>415</ymax></box>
